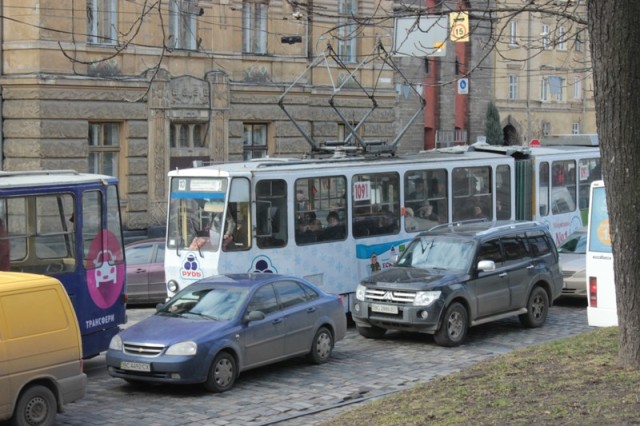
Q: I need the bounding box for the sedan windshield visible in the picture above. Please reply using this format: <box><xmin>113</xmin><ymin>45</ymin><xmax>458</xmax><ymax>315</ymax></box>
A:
<box><xmin>396</xmin><ymin>236</ymin><xmax>476</xmax><ymax>272</ymax></box>
<box><xmin>159</xmin><ymin>286</ymin><xmax>250</xmax><ymax>321</ymax></box>
<box><xmin>558</xmin><ymin>231</ymin><xmax>587</xmax><ymax>254</ymax></box>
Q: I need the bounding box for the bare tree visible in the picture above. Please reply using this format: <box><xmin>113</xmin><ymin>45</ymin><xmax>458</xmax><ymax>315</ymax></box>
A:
<box><xmin>588</xmin><ymin>0</ymin><xmax>640</xmax><ymax>369</ymax></box>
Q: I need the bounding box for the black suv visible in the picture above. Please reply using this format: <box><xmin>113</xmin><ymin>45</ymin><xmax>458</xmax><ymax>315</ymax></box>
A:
<box><xmin>351</xmin><ymin>221</ymin><xmax>563</xmax><ymax>347</ymax></box>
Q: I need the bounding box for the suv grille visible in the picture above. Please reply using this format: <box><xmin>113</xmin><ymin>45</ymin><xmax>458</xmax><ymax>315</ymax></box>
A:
<box><xmin>365</xmin><ymin>288</ymin><xmax>416</xmax><ymax>304</ymax></box>
<box><xmin>123</xmin><ymin>342</ymin><xmax>165</xmax><ymax>356</ymax></box>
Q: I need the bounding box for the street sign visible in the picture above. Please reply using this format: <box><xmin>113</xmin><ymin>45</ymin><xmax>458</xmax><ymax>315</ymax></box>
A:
<box><xmin>457</xmin><ymin>78</ymin><xmax>469</xmax><ymax>94</ymax></box>
<box><xmin>393</xmin><ymin>15</ymin><xmax>449</xmax><ymax>57</ymax></box>
<box><xmin>449</xmin><ymin>12</ymin><xmax>469</xmax><ymax>42</ymax></box>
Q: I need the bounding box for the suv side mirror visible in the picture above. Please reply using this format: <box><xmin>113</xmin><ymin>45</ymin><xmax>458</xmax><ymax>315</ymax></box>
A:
<box><xmin>477</xmin><ymin>260</ymin><xmax>496</xmax><ymax>272</ymax></box>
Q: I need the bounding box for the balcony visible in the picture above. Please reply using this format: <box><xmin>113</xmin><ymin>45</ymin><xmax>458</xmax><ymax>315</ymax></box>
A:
<box><xmin>435</xmin><ymin>129</ymin><xmax>468</xmax><ymax>148</ymax></box>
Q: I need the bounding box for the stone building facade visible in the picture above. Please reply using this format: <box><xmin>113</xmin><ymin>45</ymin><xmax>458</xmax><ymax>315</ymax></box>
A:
<box><xmin>0</xmin><ymin>0</ymin><xmax>595</xmax><ymax>229</ymax></box>
<box><xmin>0</xmin><ymin>0</ymin><xmax>403</xmax><ymax>230</ymax></box>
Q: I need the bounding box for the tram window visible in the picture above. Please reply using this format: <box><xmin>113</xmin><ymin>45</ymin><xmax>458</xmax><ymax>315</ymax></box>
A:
<box><xmin>294</xmin><ymin>176</ymin><xmax>346</xmax><ymax>245</ymax></box>
<box><xmin>551</xmin><ymin>160</ymin><xmax>576</xmax><ymax>214</ymax></box>
<box><xmin>452</xmin><ymin>166</ymin><xmax>492</xmax><ymax>221</ymax></box>
<box><xmin>4</xmin><ymin>194</ymin><xmax>76</xmax><ymax>274</ymax></box>
<box><xmin>539</xmin><ymin>162</ymin><xmax>550</xmax><ymax>216</ymax></box>
<box><xmin>496</xmin><ymin>165</ymin><xmax>511</xmax><ymax>220</ymax></box>
<box><xmin>83</xmin><ymin>190</ymin><xmax>102</xmax><ymax>266</ymax></box>
<box><xmin>578</xmin><ymin>158</ymin><xmax>601</xmax><ymax>210</ymax></box>
<box><xmin>403</xmin><ymin>169</ymin><xmax>447</xmax><ymax>232</ymax></box>
<box><xmin>256</xmin><ymin>180</ymin><xmax>287</xmax><ymax>249</ymax></box>
<box><xmin>352</xmin><ymin>172</ymin><xmax>400</xmax><ymax>238</ymax></box>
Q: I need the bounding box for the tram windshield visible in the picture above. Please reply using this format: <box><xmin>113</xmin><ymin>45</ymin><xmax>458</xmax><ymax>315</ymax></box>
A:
<box><xmin>167</xmin><ymin>177</ymin><xmax>251</xmax><ymax>252</ymax></box>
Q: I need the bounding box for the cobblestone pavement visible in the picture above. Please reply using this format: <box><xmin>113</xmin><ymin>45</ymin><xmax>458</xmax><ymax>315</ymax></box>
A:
<box><xmin>56</xmin><ymin>299</ymin><xmax>592</xmax><ymax>426</ymax></box>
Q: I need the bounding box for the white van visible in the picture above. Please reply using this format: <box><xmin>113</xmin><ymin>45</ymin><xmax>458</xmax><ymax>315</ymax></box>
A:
<box><xmin>0</xmin><ymin>272</ymin><xmax>87</xmax><ymax>426</ymax></box>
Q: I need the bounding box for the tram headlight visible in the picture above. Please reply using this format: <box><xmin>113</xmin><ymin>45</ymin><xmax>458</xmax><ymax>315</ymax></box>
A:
<box><xmin>167</xmin><ymin>280</ymin><xmax>179</xmax><ymax>294</ymax></box>
<box><xmin>355</xmin><ymin>284</ymin><xmax>366</xmax><ymax>301</ymax></box>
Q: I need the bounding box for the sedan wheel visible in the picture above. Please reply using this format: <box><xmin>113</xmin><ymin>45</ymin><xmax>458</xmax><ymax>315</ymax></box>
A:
<box><xmin>204</xmin><ymin>352</ymin><xmax>236</xmax><ymax>393</ymax></box>
<box><xmin>309</xmin><ymin>327</ymin><xmax>334</xmax><ymax>364</ymax></box>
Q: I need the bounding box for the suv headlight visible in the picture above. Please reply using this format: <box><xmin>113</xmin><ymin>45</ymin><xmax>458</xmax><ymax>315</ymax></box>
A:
<box><xmin>413</xmin><ymin>291</ymin><xmax>441</xmax><ymax>306</ymax></box>
<box><xmin>356</xmin><ymin>284</ymin><xmax>366</xmax><ymax>301</ymax></box>
<box><xmin>166</xmin><ymin>341</ymin><xmax>197</xmax><ymax>356</ymax></box>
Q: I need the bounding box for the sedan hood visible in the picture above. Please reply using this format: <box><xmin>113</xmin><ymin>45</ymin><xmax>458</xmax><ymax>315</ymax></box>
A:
<box><xmin>362</xmin><ymin>266</ymin><xmax>466</xmax><ymax>290</ymax></box>
<box><xmin>119</xmin><ymin>314</ymin><xmax>232</xmax><ymax>345</ymax></box>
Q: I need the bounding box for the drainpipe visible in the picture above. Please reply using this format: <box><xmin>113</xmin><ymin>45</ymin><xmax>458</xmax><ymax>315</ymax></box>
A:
<box><xmin>526</xmin><ymin>10</ymin><xmax>531</xmax><ymax>144</ymax></box>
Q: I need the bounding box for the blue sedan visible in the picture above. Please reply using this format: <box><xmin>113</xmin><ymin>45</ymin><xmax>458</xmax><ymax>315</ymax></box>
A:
<box><xmin>106</xmin><ymin>273</ymin><xmax>347</xmax><ymax>392</ymax></box>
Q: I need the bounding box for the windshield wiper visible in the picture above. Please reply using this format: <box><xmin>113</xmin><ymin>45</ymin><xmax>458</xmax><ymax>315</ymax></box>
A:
<box><xmin>184</xmin><ymin>311</ymin><xmax>219</xmax><ymax>320</ymax></box>
<box><xmin>157</xmin><ymin>311</ymin><xmax>183</xmax><ymax>318</ymax></box>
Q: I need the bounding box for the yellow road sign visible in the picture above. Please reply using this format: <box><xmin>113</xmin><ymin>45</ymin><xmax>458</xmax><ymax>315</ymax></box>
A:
<box><xmin>449</xmin><ymin>11</ymin><xmax>469</xmax><ymax>42</ymax></box>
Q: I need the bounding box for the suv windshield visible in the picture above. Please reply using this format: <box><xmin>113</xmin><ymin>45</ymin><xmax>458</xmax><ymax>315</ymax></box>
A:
<box><xmin>396</xmin><ymin>236</ymin><xmax>476</xmax><ymax>272</ymax></box>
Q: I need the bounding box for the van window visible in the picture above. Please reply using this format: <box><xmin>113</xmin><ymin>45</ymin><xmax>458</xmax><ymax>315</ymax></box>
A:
<box><xmin>1</xmin><ymin>289</ymin><xmax>68</xmax><ymax>338</ymax></box>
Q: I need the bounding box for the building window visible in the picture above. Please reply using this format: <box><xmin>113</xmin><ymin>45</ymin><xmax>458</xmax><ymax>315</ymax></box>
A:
<box><xmin>541</xmin><ymin>78</ymin><xmax>549</xmax><ymax>101</ymax></box>
<box><xmin>509</xmin><ymin>20</ymin><xmax>518</xmax><ymax>46</ymax></box>
<box><xmin>573</xmin><ymin>76</ymin><xmax>582</xmax><ymax>99</ymax></box>
<box><xmin>243</xmin><ymin>2</ymin><xmax>267</xmax><ymax>54</ymax></box>
<box><xmin>575</xmin><ymin>30</ymin><xmax>583</xmax><ymax>52</ymax></box>
<box><xmin>243</xmin><ymin>123</ymin><xmax>268</xmax><ymax>160</ymax></box>
<box><xmin>337</xmin><ymin>122</ymin><xmax>363</xmax><ymax>144</ymax></box>
<box><xmin>542</xmin><ymin>122</ymin><xmax>551</xmax><ymax>137</ymax></box>
<box><xmin>557</xmin><ymin>26</ymin><xmax>566</xmax><ymax>50</ymax></box>
<box><xmin>542</xmin><ymin>24</ymin><xmax>550</xmax><ymax>49</ymax></box>
<box><xmin>170</xmin><ymin>123</ymin><xmax>205</xmax><ymax>148</ymax></box>
<box><xmin>572</xmin><ymin>123</ymin><xmax>580</xmax><ymax>134</ymax></box>
<box><xmin>169</xmin><ymin>0</ymin><xmax>198</xmax><ymax>50</ymax></box>
<box><xmin>337</xmin><ymin>0</ymin><xmax>358</xmax><ymax>63</ymax></box>
<box><xmin>88</xmin><ymin>123</ymin><xmax>120</xmax><ymax>176</ymax></box>
<box><xmin>508</xmin><ymin>75</ymin><xmax>518</xmax><ymax>100</ymax></box>
<box><xmin>87</xmin><ymin>0</ymin><xmax>117</xmax><ymax>45</ymax></box>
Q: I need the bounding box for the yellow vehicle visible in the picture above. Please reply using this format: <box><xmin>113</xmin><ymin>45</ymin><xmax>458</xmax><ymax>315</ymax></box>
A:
<box><xmin>0</xmin><ymin>272</ymin><xmax>87</xmax><ymax>426</ymax></box>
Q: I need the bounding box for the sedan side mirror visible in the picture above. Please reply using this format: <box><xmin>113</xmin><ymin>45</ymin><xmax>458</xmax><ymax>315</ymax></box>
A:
<box><xmin>245</xmin><ymin>310</ymin><xmax>266</xmax><ymax>322</ymax></box>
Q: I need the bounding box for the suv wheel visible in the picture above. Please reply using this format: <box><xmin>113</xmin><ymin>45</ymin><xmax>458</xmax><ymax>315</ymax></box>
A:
<box><xmin>356</xmin><ymin>324</ymin><xmax>386</xmax><ymax>339</ymax></box>
<box><xmin>519</xmin><ymin>286</ymin><xmax>549</xmax><ymax>328</ymax></box>
<box><xmin>434</xmin><ymin>302</ymin><xmax>468</xmax><ymax>347</ymax></box>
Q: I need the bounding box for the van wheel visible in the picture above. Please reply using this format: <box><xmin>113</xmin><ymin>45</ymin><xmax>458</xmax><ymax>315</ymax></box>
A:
<box><xmin>434</xmin><ymin>302</ymin><xmax>468</xmax><ymax>347</ymax></box>
<box><xmin>10</xmin><ymin>385</ymin><xmax>56</xmax><ymax>426</ymax></box>
<box><xmin>203</xmin><ymin>352</ymin><xmax>236</xmax><ymax>393</ymax></box>
<box><xmin>519</xmin><ymin>286</ymin><xmax>549</xmax><ymax>328</ymax></box>
<box><xmin>356</xmin><ymin>324</ymin><xmax>386</xmax><ymax>339</ymax></box>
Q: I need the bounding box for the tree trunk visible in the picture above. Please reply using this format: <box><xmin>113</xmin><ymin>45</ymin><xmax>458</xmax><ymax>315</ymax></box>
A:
<box><xmin>588</xmin><ymin>1</ymin><xmax>640</xmax><ymax>369</ymax></box>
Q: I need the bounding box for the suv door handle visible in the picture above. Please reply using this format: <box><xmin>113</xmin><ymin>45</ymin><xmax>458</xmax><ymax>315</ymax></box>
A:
<box><xmin>499</xmin><ymin>272</ymin><xmax>508</xmax><ymax>277</ymax></box>
<box><xmin>527</xmin><ymin>265</ymin><xmax>535</xmax><ymax>269</ymax></box>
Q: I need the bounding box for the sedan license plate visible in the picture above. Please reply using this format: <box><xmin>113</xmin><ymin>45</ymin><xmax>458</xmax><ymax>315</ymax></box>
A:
<box><xmin>371</xmin><ymin>303</ymin><xmax>398</xmax><ymax>314</ymax></box>
<box><xmin>120</xmin><ymin>361</ymin><xmax>151</xmax><ymax>372</ymax></box>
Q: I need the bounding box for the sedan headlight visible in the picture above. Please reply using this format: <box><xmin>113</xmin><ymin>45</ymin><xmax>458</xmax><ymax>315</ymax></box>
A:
<box><xmin>165</xmin><ymin>341</ymin><xmax>198</xmax><ymax>356</ymax></box>
<box><xmin>413</xmin><ymin>291</ymin><xmax>441</xmax><ymax>306</ymax></box>
<box><xmin>109</xmin><ymin>335</ymin><xmax>123</xmax><ymax>351</ymax></box>
<box><xmin>356</xmin><ymin>284</ymin><xmax>366</xmax><ymax>301</ymax></box>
